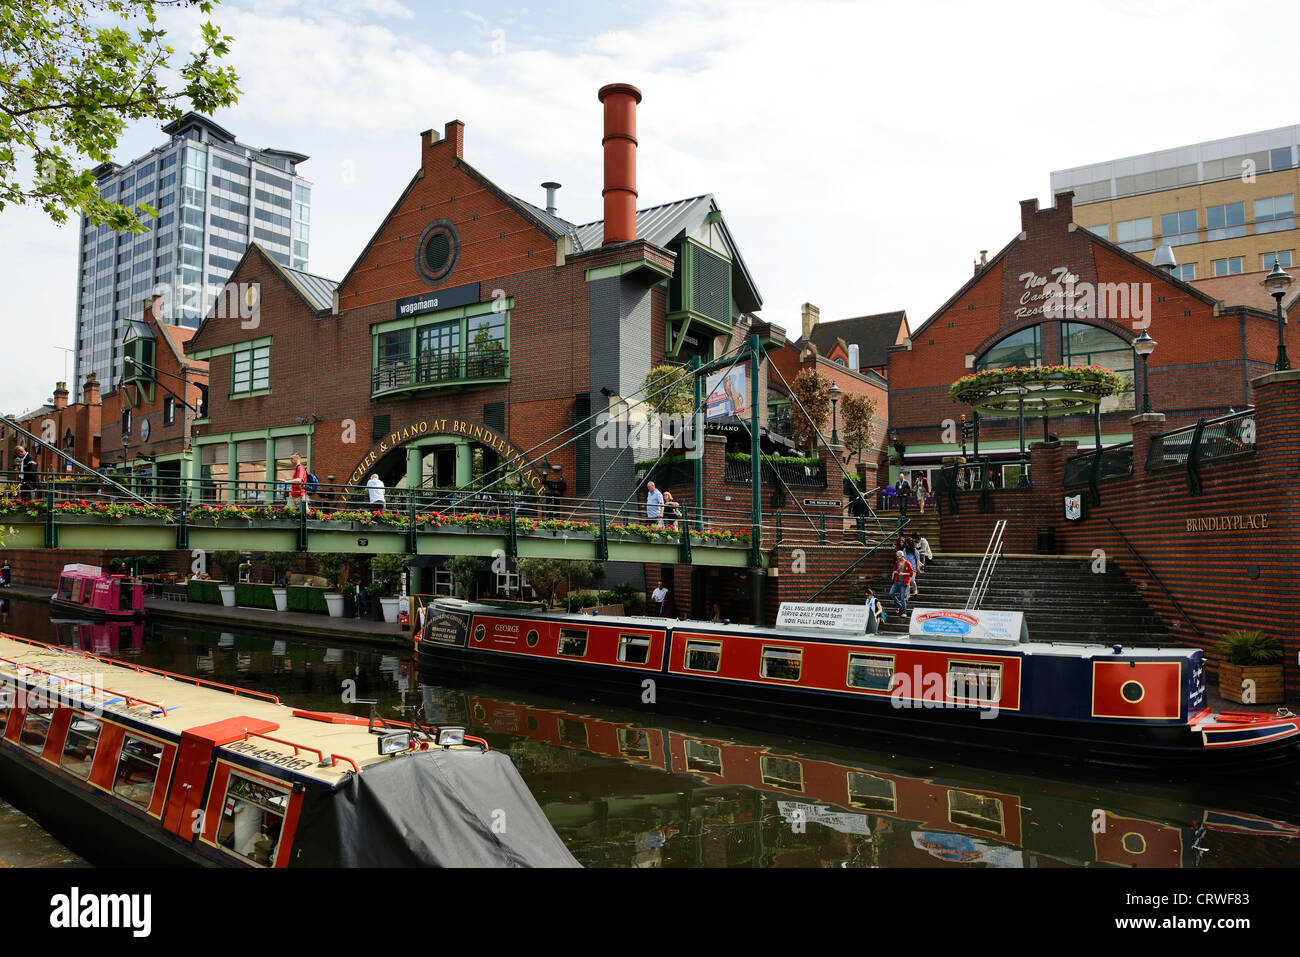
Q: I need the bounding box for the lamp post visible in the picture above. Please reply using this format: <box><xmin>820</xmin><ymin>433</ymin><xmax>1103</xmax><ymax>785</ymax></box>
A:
<box><xmin>1264</xmin><ymin>259</ymin><xmax>1292</xmax><ymax>370</ymax></box>
<box><xmin>1133</xmin><ymin>330</ymin><xmax>1156</xmax><ymax>413</ymax></box>
<box><xmin>829</xmin><ymin>382</ymin><xmax>841</xmax><ymax>444</ymax></box>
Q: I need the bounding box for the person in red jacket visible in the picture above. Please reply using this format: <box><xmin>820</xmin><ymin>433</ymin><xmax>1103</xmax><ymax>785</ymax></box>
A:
<box><xmin>289</xmin><ymin>452</ymin><xmax>308</xmax><ymax>509</ymax></box>
<box><xmin>889</xmin><ymin>551</ymin><xmax>913</xmax><ymax>617</ymax></box>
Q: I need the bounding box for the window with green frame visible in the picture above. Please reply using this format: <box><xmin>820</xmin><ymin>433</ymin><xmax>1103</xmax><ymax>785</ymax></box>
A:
<box><xmin>1062</xmin><ymin>322</ymin><xmax>1134</xmax><ymax>412</ymax></box>
<box><xmin>232</xmin><ymin>344</ymin><xmax>270</xmax><ymax>394</ymax></box>
<box><xmin>371</xmin><ymin>303</ymin><xmax>510</xmax><ymax>395</ymax></box>
<box><xmin>975</xmin><ymin>326</ymin><xmax>1041</xmax><ymax>371</ymax></box>
<box><xmin>417</xmin><ymin>320</ymin><xmax>460</xmax><ymax>382</ymax></box>
<box><xmin>466</xmin><ymin>314</ymin><xmax>507</xmax><ymax>378</ymax></box>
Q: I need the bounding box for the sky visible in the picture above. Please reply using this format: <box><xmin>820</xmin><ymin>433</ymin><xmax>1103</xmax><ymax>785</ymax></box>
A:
<box><xmin>2</xmin><ymin>0</ymin><xmax>1297</xmax><ymax>414</ymax></box>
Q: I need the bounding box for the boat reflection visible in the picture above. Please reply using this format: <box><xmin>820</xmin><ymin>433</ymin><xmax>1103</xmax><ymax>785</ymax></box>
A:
<box><xmin>435</xmin><ymin>688</ymin><xmax>1299</xmax><ymax>868</ymax></box>
<box><xmin>49</xmin><ymin>619</ymin><xmax>145</xmax><ymax>658</ymax></box>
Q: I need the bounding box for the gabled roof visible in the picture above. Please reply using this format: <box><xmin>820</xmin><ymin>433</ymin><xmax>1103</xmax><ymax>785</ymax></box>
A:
<box><xmin>802</xmin><ymin>311</ymin><xmax>908</xmax><ymax>369</ymax></box>
<box><xmin>281</xmin><ymin>264</ymin><xmax>339</xmax><ymax>312</ymax></box>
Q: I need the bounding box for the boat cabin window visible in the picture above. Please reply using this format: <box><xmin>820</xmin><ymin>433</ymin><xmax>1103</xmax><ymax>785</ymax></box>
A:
<box><xmin>946</xmin><ymin>661</ymin><xmax>1002</xmax><ymax>704</ymax></box>
<box><xmin>557</xmin><ymin>628</ymin><xmax>588</xmax><ymax>658</ymax></box>
<box><xmin>61</xmin><ymin>713</ymin><xmax>102</xmax><ymax>779</ymax></box>
<box><xmin>557</xmin><ymin>718</ymin><xmax>588</xmax><ymax>748</ymax></box>
<box><xmin>683</xmin><ymin>739</ymin><xmax>722</xmax><ymax>775</ymax></box>
<box><xmin>948</xmin><ymin>790</ymin><xmax>1005</xmax><ymax>834</ymax></box>
<box><xmin>760</xmin><ymin>755</ymin><xmax>804</xmax><ymax>791</ymax></box>
<box><xmin>847</xmin><ymin>772</ymin><xmax>897</xmax><ymax>812</ymax></box>
<box><xmin>113</xmin><ymin>735</ymin><xmax>164</xmax><ymax>807</ymax></box>
<box><xmin>618</xmin><ymin>728</ymin><xmax>651</xmax><ymax>759</ymax></box>
<box><xmin>20</xmin><ymin>705</ymin><xmax>55</xmax><ymax>754</ymax></box>
<box><xmin>58</xmin><ymin>577</ymin><xmax>76</xmax><ymax>601</ymax></box>
<box><xmin>684</xmin><ymin>640</ymin><xmax>722</xmax><ymax>673</ymax></box>
<box><xmin>217</xmin><ymin>771</ymin><xmax>290</xmax><ymax>867</ymax></box>
<box><xmin>760</xmin><ymin>647</ymin><xmax>802</xmax><ymax>682</ymax></box>
<box><xmin>847</xmin><ymin>654</ymin><xmax>895</xmax><ymax>691</ymax></box>
<box><xmin>617</xmin><ymin>634</ymin><xmax>651</xmax><ymax>664</ymax></box>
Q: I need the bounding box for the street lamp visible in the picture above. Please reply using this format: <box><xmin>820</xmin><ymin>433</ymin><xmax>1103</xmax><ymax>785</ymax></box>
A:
<box><xmin>1263</xmin><ymin>259</ymin><xmax>1292</xmax><ymax>371</ymax></box>
<box><xmin>1133</xmin><ymin>330</ymin><xmax>1156</xmax><ymax>413</ymax></box>
<box><xmin>829</xmin><ymin>382</ymin><xmax>841</xmax><ymax>444</ymax></box>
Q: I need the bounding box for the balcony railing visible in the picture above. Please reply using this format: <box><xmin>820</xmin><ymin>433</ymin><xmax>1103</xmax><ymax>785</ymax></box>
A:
<box><xmin>1064</xmin><ymin>442</ymin><xmax>1134</xmax><ymax>486</ymax></box>
<box><xmin>1146</xmin><ymin>409</ymin><xmax>1256</xmax><ymax>471</ymax></box>
<box><xmin>372</xmin><ymin>347</ymin><xmax>509</xmax><ymax>395</ymax></box>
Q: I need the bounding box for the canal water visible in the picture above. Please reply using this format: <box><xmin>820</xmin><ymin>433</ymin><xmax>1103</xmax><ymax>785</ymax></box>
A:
<box><xmin>1</xmin><ymin>596</ymin><xmax>1297</xmax><ymax>868</ymax></box>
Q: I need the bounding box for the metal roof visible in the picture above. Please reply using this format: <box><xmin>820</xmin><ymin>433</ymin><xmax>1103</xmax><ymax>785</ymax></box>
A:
<box><xmin>280</xmin><ymin>265</ymin><xmax>339</xmax><ymax>312</ymax></box>
<box><xmin>570</xmin><ymin>194</ymin><xmax>714</xmax><ymax>252</ymax></box>
<box><xmin>509</xmin><ymin>195</ymin><xmax>576</xmax><ymax>237</ymax></box>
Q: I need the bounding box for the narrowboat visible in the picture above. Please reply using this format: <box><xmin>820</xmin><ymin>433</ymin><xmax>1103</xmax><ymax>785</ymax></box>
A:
<box><xmin>0</xmin><ymin>632</ymin><xmax>578</xmax><ymax>867</ymax></box>
<box><xmin>454</xmin><ymin>690</ymin><xmax>1300</xmax><ymax>867</ymax></box>
<box><xmin>413</xmin><ymin>598</ymin><xmax>1300</xmax><ymax>771</ymax></box>
<box><xmin>50</xmin><ymin>564</ymin><xmax>144</xmax><ymax>620</ymax></box>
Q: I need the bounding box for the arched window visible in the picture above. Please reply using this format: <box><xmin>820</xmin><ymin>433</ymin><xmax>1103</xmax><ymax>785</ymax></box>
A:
<box><xmin>975</xmin><ymin>326</ymin><xmax>1041</xmax><ymax>371</ymax></box>
<box><xmin>1062</xmin><ymin>322</ymin><xmax>1134</xmax><ymax>412</ymax></box>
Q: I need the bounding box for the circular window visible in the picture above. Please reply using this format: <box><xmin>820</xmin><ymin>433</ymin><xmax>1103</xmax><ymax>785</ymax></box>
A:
<box><xmin>1121</xmin><ymin>832</ymin><xmax>1147</xmax><ymax>854</ymax></box>
<box><xmin>526</xmin><ymin>629</ymin><xmax>539</xmax><ymax>648</ymax></box>
<box><xmin>416</xmin><ymin>219</ymin><xmax>460</xmax><ymax>285</ymax></box>
<box><xmin>1120</xmin><ymin>680</ymin><xmax>1144</xmax><ymax>703</ymax></box>
<box><xmin>473</xmin><ymin>624</ymin><xmax>485</xmax><ymax>643</ymax></box>
<box><xmin>473</xmin><ymin>705</ymin><xmax>485</xmax><ymax>722</ymax></box>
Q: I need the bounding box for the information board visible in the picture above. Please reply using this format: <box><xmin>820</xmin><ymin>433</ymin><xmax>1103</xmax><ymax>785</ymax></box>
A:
<box><xmin>907</xmin><ymin>608</ymin><xmax>1028</xmax><ymax>644</ymax></box>
<box><xmin>775</xmin><ymin>602</ymin><xmax>869</xmax><ymax>634</ymax></box>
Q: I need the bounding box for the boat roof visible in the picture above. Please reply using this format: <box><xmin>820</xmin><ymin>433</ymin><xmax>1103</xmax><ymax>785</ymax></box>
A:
<box><xmin>0</xmin><ymin>633</ymin><xmax>447</xmax><ymax>787</ymax></box>
<box><xmin>435</xmin><ymin>599</ymin><xmax>1200</xmax><ymax>659</ymax></box>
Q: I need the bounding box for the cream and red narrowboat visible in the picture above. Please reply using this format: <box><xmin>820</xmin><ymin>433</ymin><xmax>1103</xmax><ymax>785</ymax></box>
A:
<box><xmin>0</xmin><ymin>632</ymin><xmax>577</xmax><ymax>867</ymax></box>
<box><xmin>414</xmin><ymin>598</ymin><xmax>1300</xmax><ymax>771</ymax></box>
<box><xmin>51</xmin><ymin>564</ymin><xmax>145</xmax><ymax>620</ymax></box>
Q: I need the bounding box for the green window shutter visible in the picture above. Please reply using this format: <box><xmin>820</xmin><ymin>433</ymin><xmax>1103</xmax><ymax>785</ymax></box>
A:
<box><xmin>691</xmin><ymin>246</ymin><xmax>731</xmax><ymax>327</ymax></box>
<box><xmin>483</xmin><ymin>401</ymin><xmax>505</xmax><ymax>432</ymax></box>
<box><xmin>574</xmin><ymin>393</ymin><xmax>591</xmax><ymax>496</ymax></box>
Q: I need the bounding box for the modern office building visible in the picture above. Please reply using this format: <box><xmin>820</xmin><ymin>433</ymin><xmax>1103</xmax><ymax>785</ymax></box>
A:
<box><xmin>1050</xmin><ymin>125</ymin><xmax>1299</xmax><ymax>282</ymax></box>
<box><xmin>73</xmin><ymin>114</ymin><xmax>311</xmax><ymax>401</ymax></box>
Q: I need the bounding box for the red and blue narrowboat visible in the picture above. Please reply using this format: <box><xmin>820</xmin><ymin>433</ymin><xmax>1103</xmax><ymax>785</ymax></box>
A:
<box><xmin>413</xmin><ymin>598</ymin><xmax>1300</xmax><ymax>771</ymax></box>
<box><xmin>0</xmin><ymin>632</ymin><xmax>577</xmax><ymax>867</ymax></box>
<box><xmin>51</xmin><ymin>564</ymin><xmax>145</xmax><ymax>620</ymax></box>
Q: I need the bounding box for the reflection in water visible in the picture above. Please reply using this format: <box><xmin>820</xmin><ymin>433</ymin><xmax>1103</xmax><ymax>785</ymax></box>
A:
<box><xmin>0</xmin><ymin>594</ymin><xmax>1297</xmax><ymax>868</ymax></box>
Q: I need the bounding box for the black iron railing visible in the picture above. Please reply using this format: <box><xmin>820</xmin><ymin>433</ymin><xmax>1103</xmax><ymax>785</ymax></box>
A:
<box><xmin>1146</xmin><ymin>409</ymin><xmax>1255</xmax><ymax>470</ymax></box>
<box><xmin>371</xmin><ymin>348</ymin><xmax>509</xmax><ymax>394</ymax></box>
<box><xmin>1063</xmin><ymin>442</ymin><xmax>1133</xmax><ymax>487</ymax></box>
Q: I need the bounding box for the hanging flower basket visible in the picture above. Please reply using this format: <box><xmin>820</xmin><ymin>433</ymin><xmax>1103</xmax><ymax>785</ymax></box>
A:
<box><xmin>949</xmin><ymin>365</ymin><xmax>1125</xmax><ymax>417</ymax></box>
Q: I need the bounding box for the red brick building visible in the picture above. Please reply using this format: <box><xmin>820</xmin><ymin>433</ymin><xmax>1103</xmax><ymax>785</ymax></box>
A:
<box><xmin>886</xmin><ymin>192</ymin><xmax>1282</xmax><ymax>487</ymax></box>
<box><xmin>4</xmin><ymin>375</ymin><xmax>102</xmax><ymax>482</ymax></box>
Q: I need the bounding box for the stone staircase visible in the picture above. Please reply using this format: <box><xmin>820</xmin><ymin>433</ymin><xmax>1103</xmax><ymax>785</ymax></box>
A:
<box><xmin>872</xmin><ymin>554</ymin><xmax>1175</xmax><ymax>646</ymax></box>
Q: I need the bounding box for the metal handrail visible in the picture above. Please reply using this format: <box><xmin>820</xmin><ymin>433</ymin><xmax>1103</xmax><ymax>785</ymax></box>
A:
<box><xmin>1104</xmin><ymin>517</ymin><xmax>1205</xmax><ymax>639</ymax></box>
<box><xmin>965</xmin><ymin>519</ymin><xmax>1006</xmax><ymax>611</ymax></box>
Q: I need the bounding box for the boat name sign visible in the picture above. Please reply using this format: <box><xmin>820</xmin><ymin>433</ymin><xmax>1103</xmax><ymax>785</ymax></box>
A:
<box><xmin>775</xmin><ymin>603</ymin><xmax>868</xmax><ymax>634</ymax></box>
<box><xmin>908</xmin><ymin>608</ymin><xmax>1028</xmax><ymax>644</ymax></box>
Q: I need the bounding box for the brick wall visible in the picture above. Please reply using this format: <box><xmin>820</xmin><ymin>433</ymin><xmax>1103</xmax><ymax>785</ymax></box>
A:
<box><xmin>937</xmin><ymin>370</ymin><xmax>1300</xmax><ymax>698</ymax></box>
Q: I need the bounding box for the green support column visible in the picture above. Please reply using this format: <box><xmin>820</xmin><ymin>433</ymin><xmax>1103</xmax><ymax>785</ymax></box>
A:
<box><xmin>454</xmin><ymin>440</ymin><xmax>473</xmax><ymax>488</ymax></box>
<box><xmin>408</xmin><ymin>565</ymin><xmax>422</xmax><ymax>596</ymax></box>
<box><xmin>691</xmin><ymin>358</ymin><xmax>703</xmax><ymax>531</ymax></box>
<box><xmin>406</xmin><ymin>445</ymin><xmax>424</xmax><ymax>502</ymax></box>
<box><xmin>749</xmin><ymin>336</ymin><xmax>762</xmax><ymax>566</ymax></box>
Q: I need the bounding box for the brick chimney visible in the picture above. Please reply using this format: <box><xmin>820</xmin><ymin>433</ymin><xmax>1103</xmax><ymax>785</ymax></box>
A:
<box><xmin>598</xmin><ymin>83</ymin><xmax>642</xmax><ymax>245</ymax></box>
<box><xmin>444</xmin><ymin>120</ymin><xmax>464</xmax><ymax>159</ymax></box>
<box><xmin>146</xmin><ymin>293</ymin><xmax>163</xmax><ymax>321</ymax></box>
<box><xmin>801</xmin><ymin>302</ymin><xmax>820</xmax><ymax>339</ymax></box>
<box><xmin>1020</xmin><ymin>198</ymin><xmax>1039</xmax><ymax>231</ymax></box>
<box><xmin>53</xmin><ymin>381</ymin><xmax>69</xmax><ymax>410</ymax></box>
<box><xmin>1054</xmin><ymin>190</ymin><xmax>1074</xmax><ymax>219</ymax></box>
<box><xmin>83</xmin><ymin>373</ymin><xmax>100</xmax><ymax>406</ymax></box>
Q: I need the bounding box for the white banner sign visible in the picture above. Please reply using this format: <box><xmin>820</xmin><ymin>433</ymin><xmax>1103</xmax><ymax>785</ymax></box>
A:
<box><xmin>776</xmin><ymin>602</ymin><xmax>868</xmax><ymax>633</ymax></box>
<box><xmin>907</xmin><ymin>608</ymin><xmax>1028</xmax><ymax>644</ymax></box>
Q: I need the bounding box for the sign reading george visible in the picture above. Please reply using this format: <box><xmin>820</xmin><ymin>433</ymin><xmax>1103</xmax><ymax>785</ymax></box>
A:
<box><xmin>909</xmin><ymin>608</ymin><xmax>1028</xmax><ymax>644</ymax></box>
<box><xmin>394</xmin><ymin>281</ymin><xmax>481</xmax><ymax>319</ymax></box>
<box><xmin>776</xmin><ymin>602</ymin><xmax>868</xmax><ymax>633</ymax></box>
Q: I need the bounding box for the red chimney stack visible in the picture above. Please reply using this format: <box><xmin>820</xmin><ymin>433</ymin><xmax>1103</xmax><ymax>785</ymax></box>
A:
<box><xmin>599</xmin><ymin>83</ymin><xmax>642</xmax><ymax>246</ymax></box>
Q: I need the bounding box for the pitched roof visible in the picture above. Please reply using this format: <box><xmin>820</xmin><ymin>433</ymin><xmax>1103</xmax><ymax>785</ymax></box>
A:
<box><xmin>1190</xmin><ymin>267</ymin><xmax>1300</xmax><ymax>313</ymax></box>
<box><xmin>281</xmin><ymin>264</ymin><xmax>339</xmax><ymax>312</ymax></box>
<box><xmin>803</xmin><ymin>311</ymin><xmax>908</xmax><ymax>368</ymax></box>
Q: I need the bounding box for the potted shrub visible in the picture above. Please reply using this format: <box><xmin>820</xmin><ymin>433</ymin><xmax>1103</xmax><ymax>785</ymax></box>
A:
<box><xmin>1213</xmin><ymin>630</ymin><xmax>1285</xmax><ymax>705</ymax></box>
<box><xmin>264</xmin><ymin>552</ymin><xmax>298</xmax><ymax>612</ymax></box>
<box><xmin>212</xmin><ymin>551</ymin><xmax>245</xmax><ymax>607</ymax></box>
<box><xmin>372</xmin><ymin>553</ymin><xmax>409</xmax><ymax>623</ymax></box>
<box><xmin>315</xmin><ymin>553</ymin><xmax>349</xmax><ymax>617</ymax></box>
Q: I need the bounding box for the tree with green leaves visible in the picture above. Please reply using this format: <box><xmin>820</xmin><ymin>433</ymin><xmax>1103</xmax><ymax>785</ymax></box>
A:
<box><xmin>840</xmin><ymin>392</ymin><xmax>878</xmax><ymax>462</ymax></box>
<box><xmin>0</xmin><ymin>0</ymin><xmax>240</xmax><ymax>230</ymax></box>
<box><xmin>444</xmin><ymin>555</ymin><xmax>482</xmax><ymax>600</ymax></box>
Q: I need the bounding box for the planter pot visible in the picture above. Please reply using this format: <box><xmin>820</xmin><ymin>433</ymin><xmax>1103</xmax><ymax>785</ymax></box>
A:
<box><xmin>272</xmin><ymin>587</ymin><xmax>288</xmax><ymax>612</ymax></box>
<box><xmin>380</xmin><ymin>597</ymin><xmax>402</xmax><ymax>624</ymax></box>
<box><xmin>1218</xmin><ymin>662</ymin><xmax>1285</xmax><ymax>704</ymax></box>
<box><xmin>217</xmin><ymin>584</ymin><xmax>237</xmax><ymax>607</ymax></box>
<box><xmin>324</xmin><ymin>593</ymin><xmax>345</xmax><ymax>618</ymax></box>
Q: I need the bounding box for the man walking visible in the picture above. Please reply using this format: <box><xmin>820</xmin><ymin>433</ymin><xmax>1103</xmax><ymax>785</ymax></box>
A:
<box><xmin>367</xmin><ymin>473</ymin><xmax>386</xmax><ymax>510</ymax></box>
<box><xmin>645</xmin><ymin>481</ymin><xmax>664</xmax><ymax>526</ymax></box>
<box><xmin>289</xmin><ymin>452</ymin><xmax>309</xmax><ymax>510</ymax></box>
<box><xmin>651</xmin><ymin>580</ymin><xmax>668</xmax><ymax>616</ymax></box>
<box><xmin>13</xmin><ymin>443</ymin><xmax>37</xmax><ymax>499</ymax></box>
<box><xmin>889</xmin><ymin>551</ymin><xmax>913</xmax><ymax>618</ymax></box>
<box><xmin>896</xmin><ymin>472</ymin><xmax>911</xmax><ymax>521</ymax></box>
